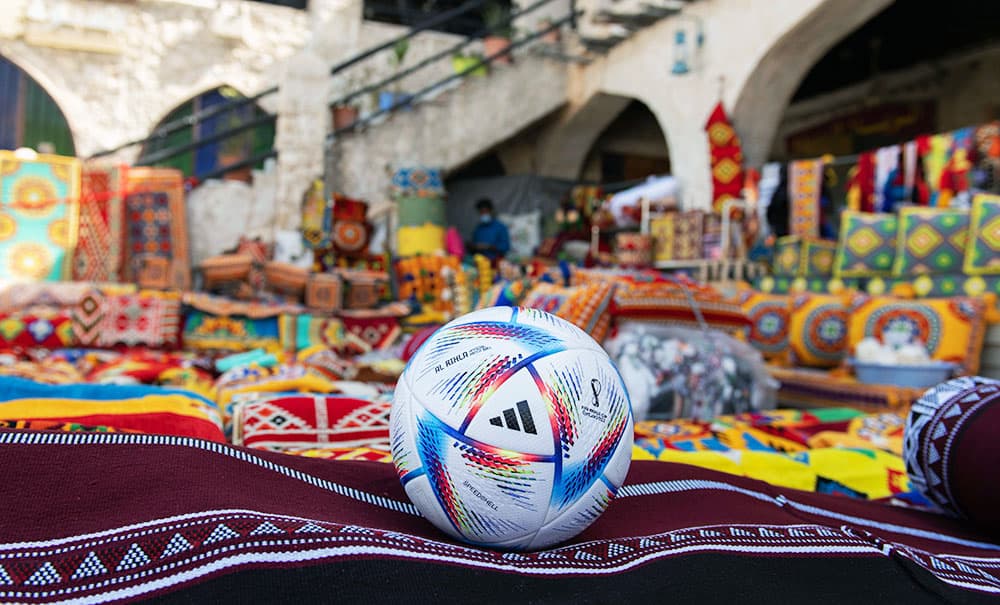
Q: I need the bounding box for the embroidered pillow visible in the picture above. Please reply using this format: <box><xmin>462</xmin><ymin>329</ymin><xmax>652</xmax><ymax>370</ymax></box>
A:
<box><xmin>788</xmin><ymin>293</ymin><xmax>850</xmax><ymax>368</ymax></box>
<box><xmin>893</xmin><ymin>207</ymin><xmax>969</xmax><ymax>276</ymax></box>
<box><xmin>279</xmin><ymin>313</ymin><xmax>345</xmax><ymax>353</ymax></box>
<box><xmin>523</xmin><ymin>281</ymin><xmax>615</xmax><ymax>342</ymax></box>
<box><xmin>801</xmin><ymin>239</ymin><xmax>839</xmax><ymax>277</ymax></box>
<box><xmin>964</xmin><ymin>194</ymin><xmax>1000</xmax><ymax>275</ymax></box>
<box><xmin>835</xmin><ymin>212</ymin><xmax>898</xmax><ymax>278</ymax></box>
<box><xmin>0</xmin><ymin>309</ymin><xmax>76</xmax><ymax>350</ymax></box>
<box><xmin>613</xmin><ymin>281</ymin><xmax>751</xmax><ymax>332</ymax></box>
<box><xmin>772</xmin><ymin>236</ymin><xmax>801</xmax><ymax>277</ymax></box>
<box><xmin>847</xmin><ymin>294</ymin><xmax>987</xmax><ymax>374</ymax></box>
<box><xmin>736</xmin><ymin>291</ymin><xmax>790</xmax><ymax>362</ymax></box>
<box><xmin>184</xmin><ymin>312</ymin><xmax>280</xmax><ymax>352</ymax></box>
<box><xmin>232</xmin><ymin>394</ymin><xmax>391</xmax><ymax>451</ymax></box>
<box><xmin>74</xmin><ymin>290</ymin><xmax>181</xmax><ymax>350</ymax></box>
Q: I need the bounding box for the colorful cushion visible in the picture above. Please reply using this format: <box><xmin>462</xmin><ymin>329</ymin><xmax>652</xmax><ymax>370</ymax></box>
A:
<box><xmin>0</xmin><ymin>309</ymin><xmax>76</xmax><ymax>349</ymax></box>
<box><xmin>279</xmin><ymin>313</ymin><xmax>345</xmax><ymax>353</ymax></box>
<box><xmin>893</xmin><ymin>207</ymin><xmax>969</xmax><ymax>276</ymax></box>
<box><xmin>964</xmin><ymin>194</ymin><xmax>1000</xmax><ymax>275</ymax></box>
<box><xmin>772</xmin><ymin>236</ymin><xmax>801</xmax><ymax>277</ymax></box>
<box><xmin>522</xmin><ymin>281</ymin><xmax>615</xmax><ymax>342</ymax></box>
<box><xmin>801</xmin><ymin>239</ymin><xmax>838</xmax><ymax>277</ymax></box>
<box><xmin>72</xmin><ymin>289</ymin><xmax>181</xmax><ymax>350</ymax></box>
<box><xmin>905</xmin><ymin>376</ymin><xmax>1000</xmax><ymax>536</ymax></box>
<box><xmin>231</xmin><ymin>394</ymin><xmax>391</xmax><ymax>451</ymax></box>
<box><xmin>835</xmin><ymin>212</ymin><xmax>898</xmax><ymax>278</ymax></box>
<box><xmin>183</xmin><ymin>311</ymin><xmax>280</xmax><ymax>352</ymax></box>
<box><xmin>340</xmin><ymin>313</ymin><xmax>402</xmax><ymax>354</ymax></box>
<box><xmin>612</xmin><ymin>281</ymin><xmax>751</xmax><ymax>332</ymax></box>
<box><xmin>847</xmin><ymin>294</ymin><xmax>987</xmax><ymax>374</ymax></box>
<box><xmin>736</xmin><ymin>291</ymin><xmax>790</xmax><ymax>361</ymax></box>
<box><xmin>788</xmin><ymin>293</ymin><xmax>850</xmax><ymax>368</ymax></box>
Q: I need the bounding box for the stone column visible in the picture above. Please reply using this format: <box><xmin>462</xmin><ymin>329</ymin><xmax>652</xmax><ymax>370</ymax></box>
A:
<box><xmin>273</xmin><ymin>47</ymin><xmax>330</xmax><ymax>232</ymax></box>
<box><xmin>271</xmin><ymin>0</ymin><xmax>364</xmax><ymax>233</ymax></box>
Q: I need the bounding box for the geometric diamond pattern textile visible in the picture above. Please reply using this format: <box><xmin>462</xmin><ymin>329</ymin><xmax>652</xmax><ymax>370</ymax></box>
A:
<box><xmin>893</xmin><ymin>207</ymin><xmax>969</xmax><ymax>276</ymax></box>
<box><xmin>772</xmin><ymin>236</ymin><xmax>801</xmax><ymax>277</ymax></box>
<box><xmin>835</xmin><ymin>211</ymin><xmax>898</xmax><ymax>278</ymax></box>
<box><xmin>964</xmin><ymin>193</ymin><xmax>1000</xmax><ymax>275</ymax></box>
<box><xmin>789</xmin><ymin>159</ymin><xmax>824</xmax><ymax>238</ymax></box>
<box><xmin>231</xmin><ymin>394</ymin><xmax>392</xmax><ymax>451</ymax></box>
<box><xmin>73</xmin><ymin>166</ymin><xmax>125</xmax><ymax>282</ymax></box>
<box><xmin>704</xmin><ymin>102</ymin><xmax>744</xmax><ymax>213</ymax></box>
<box><xmin>801</xmin><ymin>239</ymin><xmax>838</xmax><ymax>277</ymax></box>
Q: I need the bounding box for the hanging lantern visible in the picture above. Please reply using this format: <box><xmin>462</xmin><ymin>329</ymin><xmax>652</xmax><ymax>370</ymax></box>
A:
<box><xmin>671</xmin><ymin>29</ymin><xmax>690</xmax><ymax>75</ymax></box>
<box><xmin>671</xmin><ymin>16</ymin><xmax>705</xmax><ymax>76</ymax></box>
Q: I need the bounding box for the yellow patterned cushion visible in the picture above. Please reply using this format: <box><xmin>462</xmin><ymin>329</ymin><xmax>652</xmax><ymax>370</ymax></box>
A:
<box><xmin>736</xmin><ymin>291</ymin><xmax>790</xmax><ymax>362</ymax></box>
<box><xmin>788</xmin><ymin>293</ymin><xmax>850</xmax><ymax>368</ymax></box>
<box><xmin>846</xmin><ymin>294</ymin><xmax>987</xmax><ymax>374</ymax></box>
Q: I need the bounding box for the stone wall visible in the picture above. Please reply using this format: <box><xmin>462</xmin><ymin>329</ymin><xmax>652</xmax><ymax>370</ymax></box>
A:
<box><xmin>0</xmin><ymin>0</ymin><xmax>310</xmax><ymax>157</ymax></box>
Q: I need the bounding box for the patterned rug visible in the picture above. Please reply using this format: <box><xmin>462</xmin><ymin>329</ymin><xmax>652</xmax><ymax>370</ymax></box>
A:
<box><xmin>0</xmin><ymin>432</ymin><xmax>997</xmax><ymax>603</ymax></box>
<box><xmin>0</xmin><ymin>151</ymin><xmax>80</xmax><ymax>281</ymax></box>
<box><xmin>73</xmin><ymin>165</ymin><xmax>125</xmax><ymax>282</ymax></box>
<box><xmin>123</xmin><ymin>168</ymin><xmax>190</xmax><ymax>290</ymax></box>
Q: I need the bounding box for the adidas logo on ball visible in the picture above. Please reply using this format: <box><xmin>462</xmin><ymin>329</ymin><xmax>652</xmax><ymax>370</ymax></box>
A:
<box><xmin>488</xmin><ymin>400</ymin><xmax>537</xmax><ymax>434</ymax></box>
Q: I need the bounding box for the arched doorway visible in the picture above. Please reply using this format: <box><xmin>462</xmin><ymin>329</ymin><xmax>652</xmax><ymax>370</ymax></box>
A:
<box><xmin>0</xmin><ymin>55</ymin><xmax>75</xmax><ymax>156</ymax></box>
<box><xmin>578</xmin><ymin>99</ymin><xmax>670</xmax><ymax>184</ymax></box>
<box><xmin>138</xmin><ymin>86</ymin><xmax>275</xmax><ymax>181</ymax></box>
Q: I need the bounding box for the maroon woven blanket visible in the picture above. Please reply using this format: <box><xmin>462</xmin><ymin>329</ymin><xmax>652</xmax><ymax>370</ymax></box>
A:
<box><xmin>2</xmin><ymin>430</ymin><xmax>998</xmax><ymax>603</ymax></box>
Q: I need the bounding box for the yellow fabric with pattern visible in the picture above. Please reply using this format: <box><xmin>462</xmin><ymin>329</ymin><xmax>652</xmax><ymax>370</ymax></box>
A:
<box><xmin>846</xmin><ymin>294</ymin><xmax>987</xmax><ymax>374</ymax></box>
<box><xmin>788</xmin><ymin>293</ymin><xmax>851</xmax><ymax>368</ymax></box>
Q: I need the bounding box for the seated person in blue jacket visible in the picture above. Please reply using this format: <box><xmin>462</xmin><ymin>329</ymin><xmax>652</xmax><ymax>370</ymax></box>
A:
<box><xmin>468</xmin><ymin>198</ymin><xmax>510</xmax><ymax>262</ymax></box>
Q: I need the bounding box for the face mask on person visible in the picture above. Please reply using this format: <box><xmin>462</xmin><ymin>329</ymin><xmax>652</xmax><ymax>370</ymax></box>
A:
<box><xmin>479</xmin><ymin>213</ymin><xmax>491</xmax><ymax>223</ymax></box>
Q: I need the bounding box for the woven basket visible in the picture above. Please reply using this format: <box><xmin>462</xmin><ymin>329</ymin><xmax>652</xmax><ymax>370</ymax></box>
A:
<box><xmin>341</xmin><ymin>271</ymin><xmax>389</xmax><ymax>310</ymax></box>
<box><xmin>306</xmin><ymin>273</ymin><xmax>343</xmax><ymax>313</ymax></box>
<box><xmin>264</xmin><ymin>261</ymin><xmax>309</xmax><ymax>296</ymax></box>
<box><xmin>136</xmin><ymin>256</ymin><xmax>172</xmax><ymax>290</ymax></box>
<box><xmin>201</xmin><ymin>254</ymin><xmax>253</xmax><ymax>288</ymax></box>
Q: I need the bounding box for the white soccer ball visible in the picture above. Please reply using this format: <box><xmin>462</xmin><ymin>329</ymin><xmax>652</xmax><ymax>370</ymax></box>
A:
<box><xmin>390</xmin><ymin>306</ymin><xmax>634</xmax><ymax>550</ymax></box>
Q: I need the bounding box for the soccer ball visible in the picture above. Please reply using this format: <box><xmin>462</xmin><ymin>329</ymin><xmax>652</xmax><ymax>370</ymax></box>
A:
<box><xmin>390</xmin><ymin>306</ymin><xmax>634</xmax><ymax>550</ymax></box>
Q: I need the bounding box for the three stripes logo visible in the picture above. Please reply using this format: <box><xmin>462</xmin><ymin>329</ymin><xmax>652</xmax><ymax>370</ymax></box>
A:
<box><xmin>489</xmin><ymin>400</ymin><xmax>537</xmax><ymax>434</ymax></box>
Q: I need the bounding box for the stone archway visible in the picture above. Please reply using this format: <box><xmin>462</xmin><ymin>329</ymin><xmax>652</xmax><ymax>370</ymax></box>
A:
<box><xmin>536</xmin><ymin>92</ymin><xmax>634</xmax><ymax>180</ymax></box>
<box><xmin>137</xmin><ymin>85</ymin><xmax>275</xmax><ymax>181</ymax></box>
<box><xmin>731</xmin><ymin>0</ymin><xmax>893</xmax><ymax>167</ymax></box>
<box><xmin>0</xmin><ymin>52</ymin><xmax>76</xmax><ymax>156</ymax></box>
